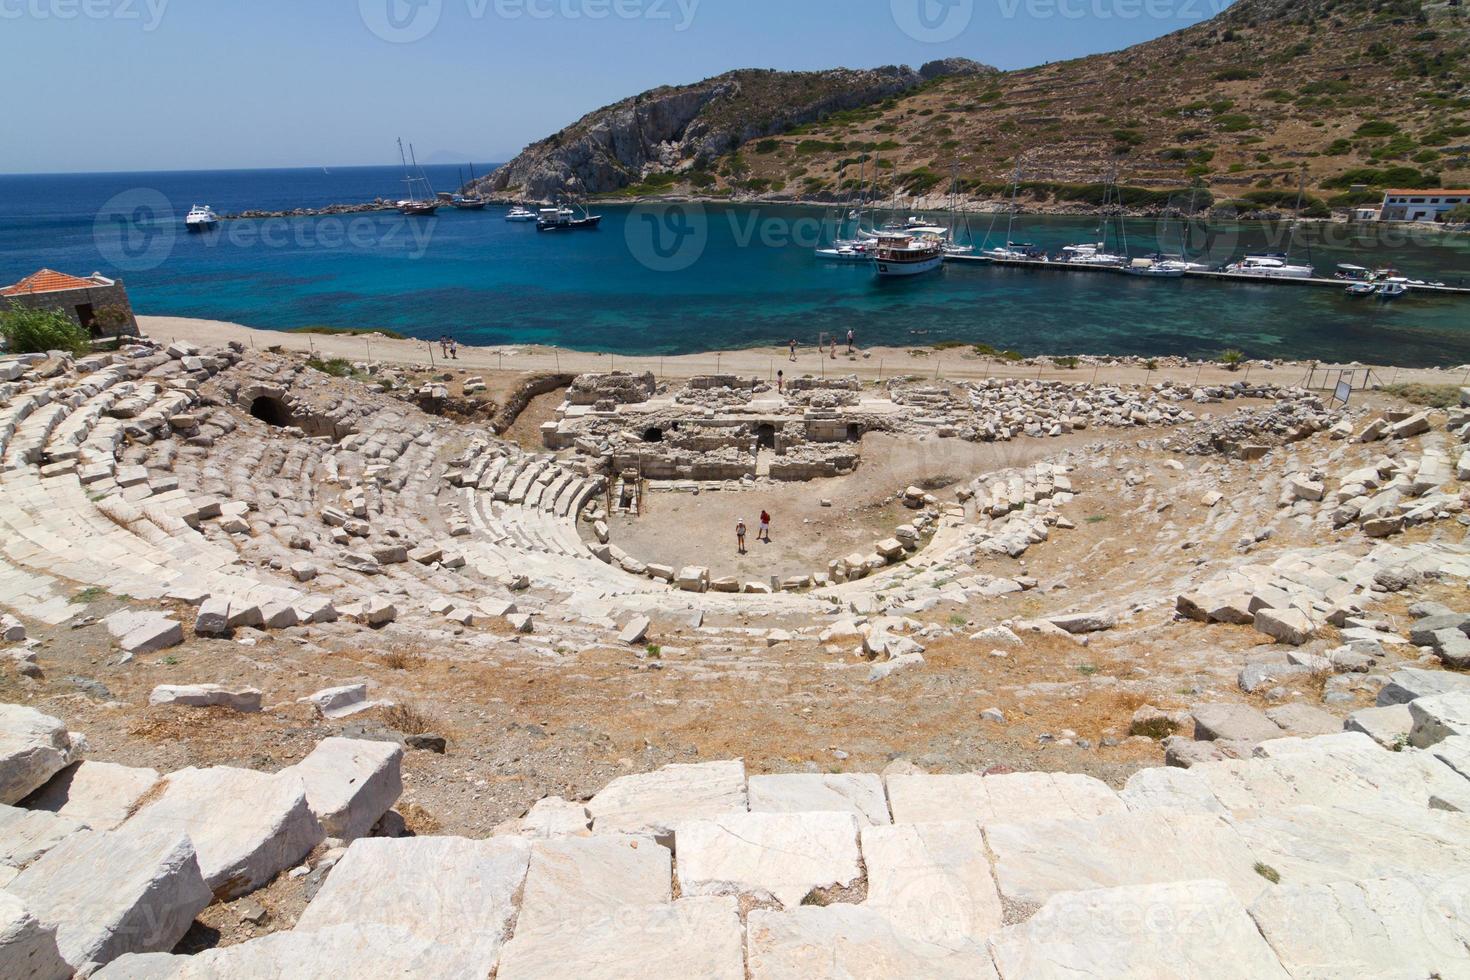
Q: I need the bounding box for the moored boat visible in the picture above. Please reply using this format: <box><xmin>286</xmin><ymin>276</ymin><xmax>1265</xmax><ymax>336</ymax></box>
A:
<box><xmin>1345</xmin><ymin>281</ymin><xmax>1377</xmax><ymax>297</ymax></box>
<box><xmin>870</xmin><ymin>234</ymin><xmax>944</xmax><ymax>277</ymax></box>
<box><xmin>505</xmin><ymin>206</ymin><xmax>537</xmax><ymax>222</ymax></box>
<box><xmin>1376</xmin><ymin>281</ymin><xmax>1408</xmax><ymax>300</ymax></box>
<box><xmin>1223</xmin><ymin>254</ymin><xmax>1315</xmax><ymax>278</ymax></box>
<box><xmin>185</xmin><ymin>204</ymin><xmax>218</xmax><ymax>232</ymax></box>
<box><xmin>396</xmin><ymin>138</ymin><xmax>438</xmax><ymax>216</ymax></box>
<box><xmin>536</xmin><ymin>203</ymin><xmax>602</xmax><ymax>231</ymax></box>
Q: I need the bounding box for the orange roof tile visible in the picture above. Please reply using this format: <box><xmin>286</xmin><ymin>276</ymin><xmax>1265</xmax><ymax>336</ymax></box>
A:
<box><xmin>0</xmin><ymin>269</ymin><xmax>103</xmax><ymax>297</ymax></box>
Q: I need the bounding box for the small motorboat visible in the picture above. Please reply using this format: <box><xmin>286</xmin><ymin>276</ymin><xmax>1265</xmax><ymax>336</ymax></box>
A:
<box><xmin>185</xmin><ymin>204</ymin><xmax>219</xmax><ymax>232</ymax></box>
<box><xmin>1123</xmin><ymin>258</ymin><xmax>1185</xmax><ymax>278</ymax></box>
<box><xmin>816</xmin><ymin>243</ymin><xmax>872</xmax><ymax>262</ymax></box>
<box><xmin>505</xmin><ymin>206</ymin><xmax>538</xmax><ymax>222</ymax></box>
<box><xmin>1376</xmin><ymin>282</ymin><xmax>1408</xmax><ymax>300</ymax></box>
<box><xmin>1345</xmin><ymin>281</ymin><xmax>1377</xmax><ymax>297</ymax></box>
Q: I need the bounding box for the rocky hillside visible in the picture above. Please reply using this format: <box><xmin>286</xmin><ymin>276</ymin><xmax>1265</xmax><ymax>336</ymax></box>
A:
<box><xmin>475</xmin><ymin>61</ymin><xmax>996</xmax><ymax>200</ymax></box>
<box><xmin>484</xmin><ymin>0</ymin><xmax>1469</xmax><ymax>211</ymax></box>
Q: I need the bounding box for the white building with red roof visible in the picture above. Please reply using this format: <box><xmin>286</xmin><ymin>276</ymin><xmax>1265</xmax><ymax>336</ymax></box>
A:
<box><xmin>0</xmin><ymin>269</ymin><xmax>138</xmax><ymax>338</ymax></box>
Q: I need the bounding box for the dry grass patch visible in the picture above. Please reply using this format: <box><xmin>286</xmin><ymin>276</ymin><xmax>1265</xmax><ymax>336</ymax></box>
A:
<box><xmin>381</xmin><ymin>702</ymin><xmax>443</xmax><ymax>736</ymax></box>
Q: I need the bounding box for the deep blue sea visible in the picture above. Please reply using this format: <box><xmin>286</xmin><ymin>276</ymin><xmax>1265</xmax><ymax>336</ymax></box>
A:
<box><xmin>3</xmin><ymin>165</ymin><xmax>1469</xmax><ymax>365</ymax></box>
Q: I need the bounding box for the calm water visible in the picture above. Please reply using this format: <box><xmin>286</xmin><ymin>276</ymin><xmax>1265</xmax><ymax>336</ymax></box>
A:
<box><xmin>3</xmin><ymin>166</ymin><xmax>1469</xmax><ymax>365</ymax></box>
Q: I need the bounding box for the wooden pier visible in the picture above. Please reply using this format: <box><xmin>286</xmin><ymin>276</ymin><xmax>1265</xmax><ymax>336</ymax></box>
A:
<box><xmin>943</xmin><ymin>254</ymin><xmax>1470</xmax><ymax>296</ymax></box>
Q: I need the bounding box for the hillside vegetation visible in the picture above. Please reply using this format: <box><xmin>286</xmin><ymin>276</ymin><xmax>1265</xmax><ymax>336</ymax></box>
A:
<box><xmin>485</xmin><ymin>0</ymin><xmax>1470</xmax><ymax>211</ymax></box>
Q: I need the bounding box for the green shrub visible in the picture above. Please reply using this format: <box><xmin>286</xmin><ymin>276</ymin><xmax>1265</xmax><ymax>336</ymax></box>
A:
<box><xmin>1213</xmin><ymin>68</ymin><xmax>1260</xmax><ymax>81</ymax></box>
<box><xmin>0</xmin><ymin>305</ymin><xmax>90</xmax><ymax>356</ymax></box>
<box><xmin>305</xmin><ymin>356</ymin><xmax>353</xmax><ymax>377</ymax></box>
<box><xmin>754</xmin><ymin>139</ymin><xmax>780</xmax><ymax>154</ymax></box>
<box><xmin>1355</xmin><ymin>120</ymin><xmax>1400</xmax><ymax>137</ymax></box>
<box><xmin>1215</xmin><ymin>114</ymin><xmax>1256</xmax><ymax>132</ymax></box>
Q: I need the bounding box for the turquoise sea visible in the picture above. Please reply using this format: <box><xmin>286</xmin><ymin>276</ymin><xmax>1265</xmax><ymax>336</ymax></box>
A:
<box><xmin>2</xmin><ymin>166</ymin><xmax>1469</xmax><ymax>365</ymax></box>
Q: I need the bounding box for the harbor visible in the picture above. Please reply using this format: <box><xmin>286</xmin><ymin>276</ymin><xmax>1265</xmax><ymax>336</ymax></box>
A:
<box><xmin>943</xmin><ymin>253</ymin><xmax>1470</xmax><ymax>296</ymax></box>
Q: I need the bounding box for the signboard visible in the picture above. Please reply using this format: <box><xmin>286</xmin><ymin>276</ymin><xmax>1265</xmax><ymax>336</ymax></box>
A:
<box><xmin>1334</xmin><ymin>380</ymin><xmax>1352</xmax><ymax>406</ymax></box>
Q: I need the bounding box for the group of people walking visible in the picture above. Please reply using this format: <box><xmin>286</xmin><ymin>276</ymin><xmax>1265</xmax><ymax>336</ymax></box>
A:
<box><xmin>736</xmin><ymin>511</ymin><xmax>771</xmax><ymax>554</ymax></box>
<box><xmin>788</xmin><ymin>330</ymin><xmax>856</xmax><ymax>363</ymax></box>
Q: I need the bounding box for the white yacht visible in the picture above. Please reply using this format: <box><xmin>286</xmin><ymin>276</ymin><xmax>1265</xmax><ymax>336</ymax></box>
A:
<box><xmin>505</xmin><ymin>206</ymin><xmax>537</xmax><ymax>222</ymax></box>
<box><xmin>185</xmin><ymin>204</ymin><xmax>219</xmax><ymax>232</ymax></box>
<box><xmin>1057</xmin><ymin>242</ymin><xmax>1127</xmax><ymax>267</ymax></box>
<box><xmin>1223</xmin><ymin>254</ymin><xmax>1315</xmax><ymax>279</ymax></box>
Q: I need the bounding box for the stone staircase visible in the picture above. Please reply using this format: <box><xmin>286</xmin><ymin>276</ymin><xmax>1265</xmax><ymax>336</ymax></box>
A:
<box><xmin>5</xmin><ymin>689</ymin><xmax>1470</xmax><ymax>978</ymax></box>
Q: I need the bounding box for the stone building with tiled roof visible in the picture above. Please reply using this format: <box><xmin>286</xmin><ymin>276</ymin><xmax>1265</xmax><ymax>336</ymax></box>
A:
<box><xmin>0</xmin><ymin>269</ymin><xmax>139</xmax><ymax>338</ymax></box>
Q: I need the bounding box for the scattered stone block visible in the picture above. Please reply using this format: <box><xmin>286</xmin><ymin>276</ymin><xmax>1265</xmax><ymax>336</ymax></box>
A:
<box><xmin>0</xmin><ymin>804</ymin><xmax>86</xmax><ymax>869</ymax></box>
<box><xmin>148</xmin><ymin>684</ymin><xmax>262</xmax><ymax>713</ymax></box>
<box><xmin>0</xmin><ymin>704</ymin><xmax>81</xmax><ymax>805</ymax></box>
<box><xmin>1193</xmin><ymin>703</ymin><xmax>1284</xmax><ymax>744</ymax></box>
<box><xmin>1344</xmin><ymin>703</ymin><xmax>1414</xmax><ymax>748</ymax></box>
<box><xmin>1265</xmin><ymin>702</ymin><xmax>1340</xmax><ymax>737</ymax></box>
<box><xmin>22</xmin><ymin>760</ymin><xmax>159</xmax><ymax>832</ymax></box>
<box><xmin>301</xmin><ymin>684</ymin><xmax>387</xmax><ymax>720</ymax></box>
<box><xmin>1408</xmin><ymin>692</ymin><xmax>1470</xmax><ymax>749</ymax></box>
<box><xmin>8</xmin><ymin>826</ymin><xmax>212</xmax><ymax>972</ymax></box>
<box><xmin>1254</xmin><ymin>605</ymin><xmax>1316</xmax><ymax>646</ymax></box>
<box><xmin>618</xmin><ymin>616</ymin><xmax>651</xmax><ymax>646</ymax></box>
<box><xmin>127</xmin><ymin>767</ymin><xmax>323</xmax><ymax>899</ymax></box>
<box><xmin>0</xmin><ymin>892</ymin><xmax>69</xmax><ymax>980</ymax></box>
<box><xmin>103</xmin><ymin>611</ymin><xmax>182</xmax><ymax>655</ymax></box>
<box><xmin>289</xmin><ymin>737</ymin><xmax>403</xmax><ymax>841</ymax></box>
<box><xmin>1377</xmin><ymin>668</ymin><xmax>1470</xmax><ymax>706</ymax></box>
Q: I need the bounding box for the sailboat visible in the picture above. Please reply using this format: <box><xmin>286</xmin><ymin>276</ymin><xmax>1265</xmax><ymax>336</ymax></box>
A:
<box><xmin>980</xmin><ymin>162</ymin><xmax>1033</xmax><ymax>260</ymax></box>
<box><xmin>1225</xmin><ymin>171</ymin><xmax>1315</xmax><ymax>279</ymax></box>
<box><xmin>1057</xmin><ymin>171</ymin><xmax>1128</xmax><ymax>267</ymax></box>
<box><xmin>452</xmin><ymin>163</ymin><xmax>488</xmax><ymax>210</ymax></box>
<box><xmin>396</xmin><ymin>139</ymin><xmax>438</xmax><ymax>216</ymax></box>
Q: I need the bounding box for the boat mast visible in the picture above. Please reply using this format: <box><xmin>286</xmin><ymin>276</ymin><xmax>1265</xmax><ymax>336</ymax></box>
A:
<box><xmin>409</xmin><ymin>143</ymin><xmax>434</xmax><ymax>201</ymax></box>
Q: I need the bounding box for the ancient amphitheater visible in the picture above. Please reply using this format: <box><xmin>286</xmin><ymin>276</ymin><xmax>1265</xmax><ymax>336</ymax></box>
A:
<box><xmin>2</xmin><ymin>334</ymin><xmax>1470</xmax><ymax>977</ymax></box>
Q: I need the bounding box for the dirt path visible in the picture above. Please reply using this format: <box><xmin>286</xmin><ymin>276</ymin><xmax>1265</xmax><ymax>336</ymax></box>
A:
<box><xmin>138</xmin><ymin>315</ymin><xmax>1464</xmax><ymax>391</ymax></box>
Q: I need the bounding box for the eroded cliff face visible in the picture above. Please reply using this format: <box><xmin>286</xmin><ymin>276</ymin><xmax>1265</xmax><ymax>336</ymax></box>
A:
<box><xmin>478</xmin><ymin>61</ymin><xmax>995</xmax><ymax>199</ymax></box>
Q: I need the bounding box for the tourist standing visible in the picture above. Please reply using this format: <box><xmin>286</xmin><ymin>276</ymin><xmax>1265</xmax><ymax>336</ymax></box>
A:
<box><xmin>759</xmin><ymin>509</ymin><xmax>771</xmax><ymax>543</ymax></box>
<box><xmin>736</xmin><ymin>519</ymin><xmax>747</xmax><ymax>554</ymax></box>
<box><xmin>776</xmin><ymin>370</ymin><xmax>784</xmax><ymax>394</ymax></box>
<box><xmin>847</xmin><ymin>328</ymin><xmax>855</xmax><ymax>354</ymax></box>
<box><xmin>449</xmin><ymin>338</ymin><xmax>459</xmax><ymax>360</ymax></box>
<box><xmin>830</xmin><ymin>337</ymin><xmax>837</xmax><ymax>360</ymax></box>
<box><xmin>789</xmin><ymin>339</ymin><xmax>797</xmax><ymax>362</ymax></box>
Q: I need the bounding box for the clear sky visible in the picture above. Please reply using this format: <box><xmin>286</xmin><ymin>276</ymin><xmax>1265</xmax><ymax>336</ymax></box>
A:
<box><xmin>0</xmin><ymin>0</ymin><xmax>1236</xmax><ymax>174</ymax></box>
